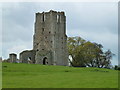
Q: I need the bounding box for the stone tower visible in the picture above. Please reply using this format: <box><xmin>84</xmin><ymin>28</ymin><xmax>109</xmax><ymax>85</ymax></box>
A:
<box><xmin>33</xmin><ymin>10</ymin><xmax>68</xmax><ymax>66</ymax></box>
<box><xmin>9</xmin><ymin>53</ymin><xmax>17</xmax><ymax>63</ymax></box>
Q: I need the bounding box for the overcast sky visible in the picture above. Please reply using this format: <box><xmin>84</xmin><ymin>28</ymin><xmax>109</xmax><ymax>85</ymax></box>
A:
<box><xmin>1</xmin><ymin>2</ymin><xmax>118</xmax><ymax>65</ymax></box>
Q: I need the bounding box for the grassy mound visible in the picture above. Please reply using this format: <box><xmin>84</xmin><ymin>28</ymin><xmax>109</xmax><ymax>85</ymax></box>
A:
<box><xmin>2</xmin><ymin>62</ymin><xmax>118</xmax><ymax>88</ymax></box>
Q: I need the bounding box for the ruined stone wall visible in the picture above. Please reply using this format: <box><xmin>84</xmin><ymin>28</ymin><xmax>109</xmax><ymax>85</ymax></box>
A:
<box><xmin>9</xmin><ymin>53</ymin><xmax>17</xmax><ymax>63</ymax></box>
<box><xmin>19</xmin><ymin>50</ymin><xmax>36</xmax><ymax>63</ymax></box>
<box><xmin>33</xmin><ymin>10</ymin><xmax>68</xmax><ymax>66</ymax></box>
<box><xmin>54</xmin><ymin>11</ymin><xmax>68</xmax><ymax>65</ymax></box>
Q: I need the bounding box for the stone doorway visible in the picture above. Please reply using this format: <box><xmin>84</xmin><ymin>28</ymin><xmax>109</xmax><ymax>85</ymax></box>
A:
<box><xmin>43</xmin><ymin>57</ymin><xmax>48</xmax><ymax>65</ymax></box>
<box><xmin>28</xmin><ymin>57</ymin><xmax>32</xmax><ymax>64</ymax></box>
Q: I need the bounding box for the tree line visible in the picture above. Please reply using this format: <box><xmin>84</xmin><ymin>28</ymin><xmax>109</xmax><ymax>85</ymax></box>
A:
<box><xmin>67</xmin><ymin>36</ymin><xmax>115</xmax><ymax>69</ymax></box>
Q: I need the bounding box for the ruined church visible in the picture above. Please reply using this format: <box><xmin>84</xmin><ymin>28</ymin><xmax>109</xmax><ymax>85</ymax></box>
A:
<box><xmin>19</xmin><ymin>10</ymin><xmax>68</xmax><ymax>66</ymax></box>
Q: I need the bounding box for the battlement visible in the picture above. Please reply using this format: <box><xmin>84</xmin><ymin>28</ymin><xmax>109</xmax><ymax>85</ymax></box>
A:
<box><xmin>35</xmin><ymin>10</ymin><xmax>65</xmax><ymax>23</ymax></box>
<box><xmin>36</xmin><ymin>10</ymin><xmax>65</xmax><ymax>15</ymax></box>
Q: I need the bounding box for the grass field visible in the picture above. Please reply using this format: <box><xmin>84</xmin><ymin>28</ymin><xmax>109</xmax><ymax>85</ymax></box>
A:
<box><xmin>2</xmin><ymin>62</ymin><xmax>118</xmax><ymax>88</ymax></box>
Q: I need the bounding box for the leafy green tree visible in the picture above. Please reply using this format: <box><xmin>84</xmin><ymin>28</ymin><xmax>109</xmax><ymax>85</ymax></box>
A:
<box><xmin>80</xmin><ymin>42</ymin><xmax>100</xmax><ymax>67</ymax></box>
<box><xmin>114</xmin><ymin>65</ymin><xmax>118</xmax><ymax>70</ymax></box>
<box><xmin>67</xmin><ymin>37</ymin><xmax>86</xmax><ymax>67</ymax></box>
<box><xmin>100</xmin><ymin>50</ymin><xmax>114</xmax><ymax>68</ymax></box>
<box><xmin>67</xmin><ymin>36</ymin><xmax>114</xmax><ymax>68</ymax></box>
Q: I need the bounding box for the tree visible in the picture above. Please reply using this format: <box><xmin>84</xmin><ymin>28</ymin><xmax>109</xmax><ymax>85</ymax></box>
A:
<box><xmin>114</xmin><ymin>65</ymin><xmax>120</xmax><ymax>70</ymax></box>
<box><xmin>100</xmin><ymin>50</ymin><xmax>115</xmax><ymax>68</ymax></box>
<box><xmin>114</xmin><ymin>65</ymin><xmax>118</xmax><ymax>70</ymax></box>
<box><xmin>67</xmin><ymin>37</ymin><xmax>86</xmax><ymax>67</ymax></box>
<box><xmin>67</xmin><ymin>36</ymin><xmax>114</xmax><ymax>68</ymax></box>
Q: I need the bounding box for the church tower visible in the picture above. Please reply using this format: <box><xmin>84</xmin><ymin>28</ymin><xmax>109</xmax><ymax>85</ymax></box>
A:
<box><xmin>33</xmin><ymin>10</ymin><xmax>68</xmax><ymax>66</ymax></box>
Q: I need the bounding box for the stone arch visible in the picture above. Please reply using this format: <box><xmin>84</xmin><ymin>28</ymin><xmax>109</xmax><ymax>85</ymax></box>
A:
<box><xmin>43</xmin><ymin>57</ymin><xmax>48</xmax><ymax>65</ymax></box>
<box><xmin>28</xmin><ymin>57</ymin><xmax>31</xmax><ymax>60</ymax></box>
<box><xmin>35</xmin><ymin>50</ymin><xmax>53</xmax><ymax>65</ymax></box>
<box><xmin>28</xmin><ymin>57</ymin><xmax>33</xmax><ymax>64</ymax></box>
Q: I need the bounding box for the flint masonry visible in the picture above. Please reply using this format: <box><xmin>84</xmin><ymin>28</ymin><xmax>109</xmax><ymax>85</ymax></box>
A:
<box><xmin>19</xmin><ymin>10</ymin><xmax>68</xmax><ymax>66</ymax></box>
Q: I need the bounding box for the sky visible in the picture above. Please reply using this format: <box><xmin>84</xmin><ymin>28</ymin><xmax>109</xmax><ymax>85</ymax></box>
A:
<box><xmin>0</xmin><ymin>2</ymin><xmax>118</xmax><ymax>66</ymax></box>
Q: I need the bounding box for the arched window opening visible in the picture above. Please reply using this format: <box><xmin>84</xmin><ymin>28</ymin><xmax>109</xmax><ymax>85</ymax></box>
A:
<box><xmin>43</xmin><ymin>57</ymin><xmax>48</xmax><ymax>65</ymax></box>
<box><xmin>28</xmin><ymin>57</ymin><xmax>31</xmax><ymax>60</ymax></box>
<box><xmin>42</xmin><ymin>13</ymin><xmax>46</xmax><ymax>22</ymax></box>
<box><xmin>57</xmin><ymin>14</ymin><xmax>59</xmax><ymax>22</ymax></box>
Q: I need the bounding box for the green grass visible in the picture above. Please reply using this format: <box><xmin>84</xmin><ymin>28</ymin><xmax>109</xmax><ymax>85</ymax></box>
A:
<box><xmin>2</xmin><ymin>62</ymin><xmax>118</xmax><ymax>88</ymax></box>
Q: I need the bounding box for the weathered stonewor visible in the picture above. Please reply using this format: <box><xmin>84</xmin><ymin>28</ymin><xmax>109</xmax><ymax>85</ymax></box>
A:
<box><xmin>19</xmin><ymin>50</ymin><xmax>36</xmax><ymax>63</ymax></box>
<box><xmin>19</xmin><ymin>10</ymin><xmax>68</xmax><ymax>66</ymax></box>
<box><xmin>9</xmin><ymin>53</ymin><xmax>17</xmax><ymax>63</ymax></box>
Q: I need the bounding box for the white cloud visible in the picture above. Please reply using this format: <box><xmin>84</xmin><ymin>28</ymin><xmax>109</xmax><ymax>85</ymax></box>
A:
<box><xmin>7</xmin><ymin>45</ymin><xmax>31</xmax><ymax>59</ymax></box>
<box><xmin>67</xmin><ymin>28</ymin><xmax>118</xmax><ymax>50</ymax></box>
<box><xmin>0</xmin><ymin>0</ymin><xmax>119</xmax><ymax>2</ymax></box>
<box><xmin>3</xmin><ymin>40</ymin><xmax>32</xmax><ymax>59</ymax></box>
